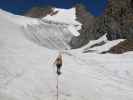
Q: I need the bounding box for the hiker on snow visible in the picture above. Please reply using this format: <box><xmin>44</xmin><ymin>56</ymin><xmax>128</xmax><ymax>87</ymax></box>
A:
<box><xmin>54</xmin><ymin>53</ymin><xmax>63</xmax><ymax>75</ymax></box>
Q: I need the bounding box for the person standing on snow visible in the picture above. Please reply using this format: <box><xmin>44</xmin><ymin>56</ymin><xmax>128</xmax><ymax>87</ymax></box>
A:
<box><xmin>54</xmin><ymin>53</ymin><xmax>63</xmax><ymax>75</ymax></box>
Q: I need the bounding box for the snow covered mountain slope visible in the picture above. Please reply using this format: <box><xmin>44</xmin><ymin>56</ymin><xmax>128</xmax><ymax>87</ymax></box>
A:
<box><xmin>0</xmin><ymin>9</ymin><xmax>133</xmax><ymax>100</ymax></box>
<box><xmin>23</xmin><ymin>8</ymin><xmax>81</xmax><ymax>50</ymax></box>
<box><xmin>23</xmin><ymin>21</ymin><xmax>72</xmax><ymax>50</ymax></box>
<box><xmin>43</xmin><ymin>7</ymin><xmax>81</xmax><ymax>37</ymax></box>
<box><xmin>43</xmin><ymin>8</ymin><xmax>81</xmax><ymax>25</ymax></box>
<box><xmin>0</xmin><ymin>8</ymin><xmax>81</xmax><ymax>50</ymax></box>
<box><xmin>0</xmin><ymin>9</ymin><xmax>39</xmax><ymax>26</ymax></box>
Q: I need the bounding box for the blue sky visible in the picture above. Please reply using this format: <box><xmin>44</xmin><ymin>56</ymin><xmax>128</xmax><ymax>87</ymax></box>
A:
<box><xmin>0</xmin><ymin>0</ymin><xmax>108</xmax><ymax>16</ymax></box>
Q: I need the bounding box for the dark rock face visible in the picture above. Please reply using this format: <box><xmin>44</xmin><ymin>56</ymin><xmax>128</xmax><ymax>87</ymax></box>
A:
<box><xmin>70</xmin><ymin>4</ymin><xmax>95</xmax><ymax>48</ymax></box>
<box><xmin>24</xmin><ymin>6</ymin><xmax>53</xmax><ymax>18</ymax></box>
<box><xmin>70</xmin><ymin>0</ymin><xmax>133</xmax><ymax>48</ymax></box>
<box><xmin>103</xmin><ymin>0</ymin><xmax>133</xmax><ymax>40</ymax></box>
<box><xmin>70</xmin><ymin>4</ymin><xmax>105</xmax><ymax>49</ymax></box>
<box><xmin>107</xmin><ymin>40</ymin><xmax>133</xmax><ymax>54</ymax></box>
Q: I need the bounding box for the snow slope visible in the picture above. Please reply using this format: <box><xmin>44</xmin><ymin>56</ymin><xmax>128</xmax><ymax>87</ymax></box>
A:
<box><xmin>43</xmin><ymin>8</ymin><xmax>80</xmax><ymax>25</ymax></box>
<box><xmin>23</xmin><ymin>21</ymin><xmax>72</xmax><ymax>50</ymax></box>
<box><xmin>23</xmin><ymin>7</ymin><xmax>82</xmax><ymax>50</ymax></box>
<box><xmin>43</xmin><ymin>7</ymin><xmax>81</xmax><ymax>36</ymax></box>
<box><xmin>0</xmin><ymin>8</ymin><xmax>82</xmax><ymax>50</ymax></box>
<box><xmin>0</xmin><ymin>9</ymin><xmax>39</xmax><ymax>26</ymax></box>
<box><xmin>0</xmin><ymin>9</ymin><xmax>133</xmax><ymax>100</ymax></box>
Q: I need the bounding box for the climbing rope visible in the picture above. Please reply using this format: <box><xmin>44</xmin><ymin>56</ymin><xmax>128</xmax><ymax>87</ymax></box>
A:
<box><xmin>56</xmin><ymin>75</ymin><xmax>59</xmax><ymax>100</ymax></box>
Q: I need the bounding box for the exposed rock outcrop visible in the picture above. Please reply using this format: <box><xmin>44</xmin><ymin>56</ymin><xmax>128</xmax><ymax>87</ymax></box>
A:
<box><xmin>107</xmin><ymin>40</ymin><xmax>133</xmax><ymax>54</ymax></box>
<box><xmin>103</xmin><ymin>0</ymin><xmax>133</xmax><ymax>40</ymax></box>
<box><xmin>71</xmin><ymin>0</ymin><xmax>133</xmax><ymax>48</ymax></box>
<box><xmin>70</xmin><ymin>4</ymin><xmax>97</xmax><ymax>48</ymax></box>
<box><xmin>24</xmin><ymin>6</ymin><xmax>53</xmax><ymax>18</ymax></box>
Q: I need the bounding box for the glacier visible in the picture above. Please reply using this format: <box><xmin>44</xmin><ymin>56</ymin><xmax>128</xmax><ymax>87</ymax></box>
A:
<box><xmin>0</xmin><ymin>8</ymin><xmax>133</xmax><ymax>100</ymax></box>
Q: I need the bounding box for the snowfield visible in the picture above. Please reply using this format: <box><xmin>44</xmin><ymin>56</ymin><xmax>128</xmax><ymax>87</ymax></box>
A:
<box><xmin>0</xmin><ymin>8</ymin><xmax>133</xmax><ymax>100</ymax></box>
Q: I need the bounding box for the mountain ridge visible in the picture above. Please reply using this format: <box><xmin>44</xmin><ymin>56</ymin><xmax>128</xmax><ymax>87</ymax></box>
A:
<box><xmin>24</xmin><ymin>0</ymin><xmax>133</xmax><ymax>53</ymax></box>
